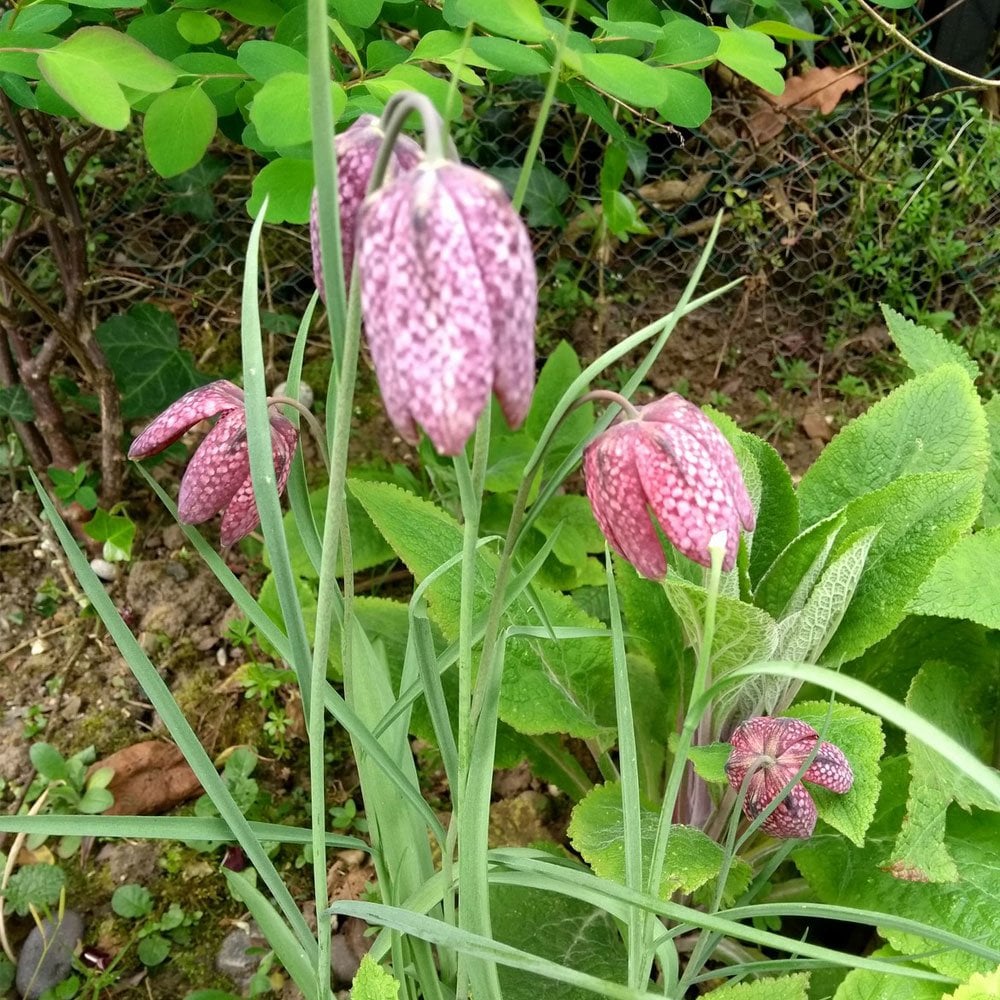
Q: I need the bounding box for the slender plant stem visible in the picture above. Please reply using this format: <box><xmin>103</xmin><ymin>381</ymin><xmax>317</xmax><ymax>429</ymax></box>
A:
<box><xmin>512</xmin><ymin>0</ymin><xmax>577</xmax><ymax>214</ymax></box>
<box><xmin>266</xmin><ymin>395</ymin><xmax>329</xmax><ymax>469</ymax></box>
<box><xmin>643</xmin><ymin>538</ymin><xmax>726</xmax><ymax>976</ymax></box>
<box><xmin>454</xmin><ymin>409</ymin><xmax>495</xmax><ymax>999</ymax></box>
<box><xmin>444</xmin><ymin>22</ymin><xmax>474</xmax><ymax>123</ymax></box>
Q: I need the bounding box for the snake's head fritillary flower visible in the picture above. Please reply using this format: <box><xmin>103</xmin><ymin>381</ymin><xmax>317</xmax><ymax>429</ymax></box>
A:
<box><xmin>583</xmin><ymin>394</ymin><xmax>755</xmax><ymax>580</ymax></box>
<box><xmin>128</xmin><ymin>381</ymin><xmax>297</xmax><ymax>547</ymax></box>
<box><xmin>357</xmin><ymin>161</ymin><xmax>537</xmax><ymax>456</ymax></box>
<box><xmin>725</xmin><ymin>716</ymin><xmax>854</xmax><ymax>839</ymax></box>
<box><xmin>310</xmin><ymin>114</ymin><xmax>423</xmax><ymax>302</ymax></box>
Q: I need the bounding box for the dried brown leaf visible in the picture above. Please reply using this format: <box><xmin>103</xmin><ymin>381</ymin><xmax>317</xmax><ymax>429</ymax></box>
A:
<box><xmin>92</xmin><ymin>741</ymin><xmax>201</xmax><ymax>816</ymax></box>
<box><xmin>776</xmin><ymin>66</ymin><xmax>865</xmax><ymax>115</ymax></box>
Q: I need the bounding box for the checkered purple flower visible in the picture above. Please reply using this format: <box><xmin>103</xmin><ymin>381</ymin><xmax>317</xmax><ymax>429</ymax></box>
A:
<box><xmin>583</xmin><ymin>394</ymin><xmax>755</xmax><ymax>580</ymax></box>
<box><xmin>725</xmin><ymin>716</ymin><xmax>854</xmax><ymax>839</ymax></box>
<box><xmin>357</xmin><ymin>161</ymin><xmax>537</xmax><ymax>456</ymax></box>
<box><xmin>128</xmin><ymin>381</ymin><xmax>297</xmax><ymax>546</ymax></box>
<box><xmin>310</xmin><ymin>115</ymin><xmax>423</xmax><ymax>302</ymax></box>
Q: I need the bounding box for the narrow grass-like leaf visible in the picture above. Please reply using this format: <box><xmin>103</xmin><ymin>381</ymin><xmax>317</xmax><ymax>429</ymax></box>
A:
<box><xmin>332</xmin><ymin>900</ymin><xmax>662</xmax><ymax>1000</ymax></box>
<box><xmin>0</xmin><ymin>814</ymin><xmax>367</xmax><ymax>851</ymax></box>
<box><xmin>240</xmin><ymin>201</ymin><xmax>315</xmax><ymax>714</ymax></box>
<box><xmin>224</xmin><ymin>870</ymin><xmax>319</xmax><ymax>1000</ymax></box>
<box><xmin>29</xmin><ymin>470</ymin><xmax>317</xmax><ymax>958</ymax></box>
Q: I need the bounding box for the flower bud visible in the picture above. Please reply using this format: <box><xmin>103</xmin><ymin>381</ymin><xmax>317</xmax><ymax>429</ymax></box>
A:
<box><xmin>583</xmin><ymin>394</ymin><xmax>755</xmax><ymax>579</ymax></box>
<box><xmin>357</xmin><ymin>162</ymin><xmax>537</xmax><ymax>455</ymax></box>
<box><xmin>725</xmin><ymin>716</ymin><xmax>854</xmax><ymax>839</ymax></box>
<box><xmin>128</xmin><ymin>381</ymin><xmax>297</xmax><ymax>547</ymax></box>
<box><xmin>310</xmin><ymin>115</ymin><xmax>423</xmax><ymax>302</ymax></box>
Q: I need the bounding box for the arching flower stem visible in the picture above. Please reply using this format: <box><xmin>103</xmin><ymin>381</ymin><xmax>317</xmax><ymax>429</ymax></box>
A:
<box><xmin>266</xmin><ymin>395</ymin><xmax>328</xmax><ymax>470</ymax></box>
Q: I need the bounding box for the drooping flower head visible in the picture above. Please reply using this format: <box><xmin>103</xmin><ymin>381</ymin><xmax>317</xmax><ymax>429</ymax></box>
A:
<box><xmin>725</xmin><ymin>716</ymin><xmax>854</xmax><ymax>839</ymax></box>
<box><xmin>583</xmin><ymin>394</ymin><xmax>755</xmax><ymax>579</ymax></box>
<box><xmin>310</xmin><ymin>114</ymin><xmax>423</xmax><ymax>301</ymax></box>
<box><xmin>128</xmin><ymin>381</ymin><xmax>297</xmax><ymax>546</ymax></box>
<box><xmin>357</xmin><ymin>160</ymin><xmax>537</xmax><ymax>456</ymax></box>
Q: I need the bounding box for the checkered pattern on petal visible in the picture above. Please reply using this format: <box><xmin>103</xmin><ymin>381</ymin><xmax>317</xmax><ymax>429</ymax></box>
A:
<box><xmin>359</xmin><ymin>164</ymin><xmax>497</xmax><ymax>455</ymax></box>
<box><xmin>218</xmin><ymin>413</ymin><xmax>298</xmax><ymax>547</ymax></box>
<box><xmin>584</xmin><ymin>424</ymin><xmax>667</xmax><ymax>580</ymax></box>
<box><xmin>802</xmin><ymin>741</ymin><xmax>854</xmax><ymax>793</ymax></box>
<box><xmin>177</xmin><ymin>409</ymin><xmax>249</xmax><ymax>524</ymax></box>
<box><xmin>128</xmin><ymin>381</ymin><xmax>244</xmax><ymax>459</ymax></box>
<box><xmin>311</xmin><ymin>116</ymin><xmax>423</xmax><ymax>302</ymax></box>
<box><xmin>442</xmin><ymin>164</ymin><xmax>537</xmax><ymax>431</ymax></box>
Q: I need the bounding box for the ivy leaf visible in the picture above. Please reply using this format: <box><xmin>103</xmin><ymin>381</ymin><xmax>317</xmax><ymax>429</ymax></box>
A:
<box><xmin>0</xmin><ymin>385</ymin><xmax>35</xmax><ymax>421</ymax></box>
<box><xmin>490</xmin><ymin>884</ymin><xmax>628</xmax><ymax>999</ymax></box>
<box><xmin>83</xmin><ymin>508</ymin><xmax>136</xmax><ymax>562</ymax></box>
<box><xmin>95</xmin><ymin>304</ymin><xmax>207</xmax><ymax>420</ymax></box>
<box><xmin>884</xmin><ymin>660</ymin><xmax>1000</xmax><ymax>883</ymax></box>
<box><xmin>351</xmin><ymin>954</ymin><xmax>400</xmax><ymax>1000</ymax></box>
<box><xmin>882</xmin><ymin>304</ymin><xmax>978</xmax><ymax>381</ymax></box>
<box><xmin>787</xmin><ymin>701</ymin><xmax>884</xmax><ymax>847</ymax></box>
<box><xmin>797</xmin><ymin>365</ymin><xmax>988</xmax><ymax>530</ymax></box>
<box><xmin>491</xmin><ymin>163</ymin><xmax>571</xmax><ymax>227</ymax></box>
<box><xmin>568</xmin><ymin>782</ymin><xmax>752</xmax><ymax>903</ymax></box>
<box><xmin>794</xmin><ymin>757</ymin><xmax>1000</xmax><ymax>980</ymax></box>
<box><xmin>702</xmin><ymin>973</ymin><xmax>810</xmax><ymax>999</ymax></box>
<box><xmin>910</xmin><ymin>528</ymin><xmax>1000</xmax><ymax>630</ymax></box>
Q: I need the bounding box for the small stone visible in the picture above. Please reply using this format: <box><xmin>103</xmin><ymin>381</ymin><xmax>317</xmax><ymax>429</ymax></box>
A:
<box><xmin>216</xmin><ymin>647</ymin><xmax>228</xmax><ymax>667</ymax></box>
<box><xmin>163</xmin><ymin>561</ymin><xmax>190</xmax><ymax>583</ymax></box>
<box><xmin>29</xmin><ymin>639</ymin><xmax>49</xmax><ymax>656</ymax></box>
<box><xmin>216</xmin><ymin>924</ymin><xmax>267</xmax><ymax>989</ymax></box>
<box><xmin>162</xmin><ymin>525</ymin><xmax>186</xmax><ymax>550</ymax></box>
<box><xmin>16</xmin><ymin>910</ymin><xmax>83</xmax><ymax>999</ymax></box>
<box><xmin>90</xmin><ymin>558</ymin><xmax>118</xmax><ymax>582</ymax></box>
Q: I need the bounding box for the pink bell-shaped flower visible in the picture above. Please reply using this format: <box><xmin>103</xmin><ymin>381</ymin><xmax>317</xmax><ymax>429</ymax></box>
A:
<box><xmin>357</xmin><ymin>161</ymin><xmax>537</xmax><ymax>456</ymax></box>
<box><xmin>310</xmin><ymin>114</ymin><xmax>423</xmax><ymax>301</ymax></box>
<box><xmin>725</xmin><ymin>716</ymin><xmax>854</xmax><ymax>839</ymax></box>
<box><xmin>128</xmin><ymin>381</ymin><xmax>297</xmax><ymax>546</ymax></box>
<box><xmin>583</xmin><ymin>394</ymin><xmax>755</xmax><ymax>580</ymax></box>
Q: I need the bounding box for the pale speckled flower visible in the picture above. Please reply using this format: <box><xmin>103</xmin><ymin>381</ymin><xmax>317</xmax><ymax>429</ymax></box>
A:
<box><xmin>310</xmin><ymin>115</ymin><xmax>423</xmax><ymax>302</ymax></box>
<box><xmin>357</xmin><ymin>161</ymin><xmax>537</xmax><ymax>456</ymax></box>
<box><xmin>128</xmin><ymin>381</ymin><xmax>297</xmax><ymax>546</ymax></box>
<box><xmin>725</xmin><ymin>716</ymin><xmax>854</xmax><ymax>839</ymax></box>
<box><xmin>583</xmin><ymin>394</ymin><xmax>755</xmax><ymax>580</ymax></box>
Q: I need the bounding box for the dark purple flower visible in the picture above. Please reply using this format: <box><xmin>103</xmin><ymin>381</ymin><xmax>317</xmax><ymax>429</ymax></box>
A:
<box><xmin>725</xmin><ymin>716</ymin><xmax>854</xmax><ymax>839</ymax></box>
<box><xmin>310</xmin><ymin>114</ymin><xmax>423</xmax><ymax>301</ymax></box>
<box><xmin>128</xmin><ymin>381</ymin><xmax>297</xmax><ymax>547</ymax></box>
<box><xmin>357</xmin><ymin>161</ymin><xmax>537</xmax><ymax>456</ymax></box>
<box><xmin>583</xmin><ymin>394</ymin><xmax>755</xmax><ymax>580</ymax></box>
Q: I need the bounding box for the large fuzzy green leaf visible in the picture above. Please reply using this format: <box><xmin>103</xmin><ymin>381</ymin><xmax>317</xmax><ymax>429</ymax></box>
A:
<box><xmin>703</xmin><ymin>973</ymin><xmax>810</xmax><ymax>999</ymax></box>
<box><xmin>798</xmin><ymin>365</ymin><xmax>987</xmax><ymax>530</ymax></box>
<box><xmin>567</xmin><ymin>782</ymin><xmax>751</xmax><ymax>903</ymax></box>
<box><xmin>910</xmin><ymin>528</ymin><xmax>1000</xmax><ymax>630</ymax></box>
<box><xmin>882</xmin><ymin>304</ymin><xmax>978</xmax><ymax>381</ymax></box>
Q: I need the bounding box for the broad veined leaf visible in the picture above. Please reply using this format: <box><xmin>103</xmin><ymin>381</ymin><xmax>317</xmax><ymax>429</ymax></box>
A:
<box><xmin>834</xmin><ymin>948</ymin><xmax>942</xmax><ymax>1000</ymax></box>
<box><xmin>662</xmin><ymin>577</ymin><xmax>778</xmax><ymax>677</ymax></box>
<box><xmin>798</xmin><ymin>364</ymin><xmax>988</xmax><ymax>529</ymax></box>
<box><xmin>910</xmin><ymin>528</ymin><xmax>1000</xmax><ymax>629</ymax></box>
<box><xmin>350</xmin><ymin>481</ymin><xmax>617</xmax><ymax>739</ymax></box>
<box><xmin>820</xmin><ymin>471</ymin><xmax>983</xmax><ymax>664</ymax></box>
<box><xmin>469</xmin><ymin>36</ymin><xmax>550</xmax><ymax>75</ymax></box>
<box><xmin>237</xmin><ymin>39</ymin><xmax>308</xmax><ymax>80</ymax></box>
<box><xmin>176</xmin><ymin>11</ymin><xmax>221</xmax><ymax>43</ymax></box>
<box><xmin>38</xmin><ymin>51</ymin><xmax>129</xmax><ymax>128</ymax></box>
<box><xmin>251</xmin><ymin>72</ymin><xmax>345</xmax><ymax>147</ymax></box>
<box><xmin>568</xmin><ymin>781</ymin><xmax>752</xmax><ymax>903</ymax></box>
<box><xmin>653</xmin><ymin>16</ymin><xmax>719</xmax><ymax>65</ymax></box>
<box><xmin>943</xmin><ymin>967</ymin><xmax>1000</xmax><ymax>999</ymax></box>
<box><xmin>787</xmin><ymin>701</ymin><xmax>884</xmax><ymax>847</ymax></box>
<box><xmin>982</xmin><ymin>396</ymin><xmax>1000</xmax><ymax>529</ymax></box>
<box><xmin>884</xmin><ymin>660</ymin><xmax>1000</xmax><ymax>883</ymax></box>
<box><xmin>881</xmin><ymin>306</ymin><xmax>978</xmax><ymax>381</ymax></box>
<box><xmin>490</xmin><ymin>884</ymin><xmax>629</xmax><ymax>999</ymax></box>
<box><xmin>351</xmin><ymin>954</ymin><xmax>401</xmax><ymax>1000</ymax></box>
<box><xmin>143</xmin><ymin>85</ymin><xmax>217</xmax><ymax>177</ymax></box>
<box><xmin>579</xmin><ymin>52</ymin><xmax>671</xmax><ymax>106</ymax></box>
<box><xmin>657</xmin><ymin>68</ymin><xmax>711</xmax><ymax>127</ymax></box>
<box><xmin>794</xmin><ymin>757</ymin><xmax>1000</xmax><ymax>980</ymax></box>
<box><xmin>703</xmin><ymin>973</ymin><xmax>810</xmax><ymax>999</ymax></box>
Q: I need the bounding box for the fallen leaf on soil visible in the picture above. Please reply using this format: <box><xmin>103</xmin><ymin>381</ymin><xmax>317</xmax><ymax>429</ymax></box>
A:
<box><xmin>91</xmin><ymin>741</ymin><xmax>201</xmax><ymax>816</ymax></box>
<box><xmin>775</xmin><ymin>66</ymin><xmax>865</xmax><ymax>115</ymax></box>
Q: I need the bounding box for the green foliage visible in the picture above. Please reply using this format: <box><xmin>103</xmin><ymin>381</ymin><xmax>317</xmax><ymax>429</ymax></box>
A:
<box><xmin>114</xmin><ymin>883</ymin><xmax>202</xmax><ymax>967</ymax></box>
<box><xmin>83</xmin><ymin>505</ymin><xmax>137</xmax><ymax>562</ymax></box>
<box><xmin>352</xmin><ymin>955</ymin><xmax>401</xmax><ymax>1000</ymax></box>
<box><xmin>568</xmin><ymin>782</ymin><xmax>752</xmax><ymax>902</ymax></box>
<box><xmin>910</xmin><ymin>529</ymin><xmax>1000</xmax><ymax>630</ymax></box>
<box><xmin>703</xmin><ymin>973</ymin><xmax>810</xmax><ymax>999</ymax></box>
<box><xmin>2</xmin><ymin>863</ymin><xmax>65</xmax><ymax>916</ymax></box>
<box><xmin>94</xmin><ymin>304</ymin><xmax>208</xmax><ymax>421</ymax></box>
<box><xmin>47</xmin><ymin>464</ymin><xmax>99</xmax><ymax>511</ymax></box>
